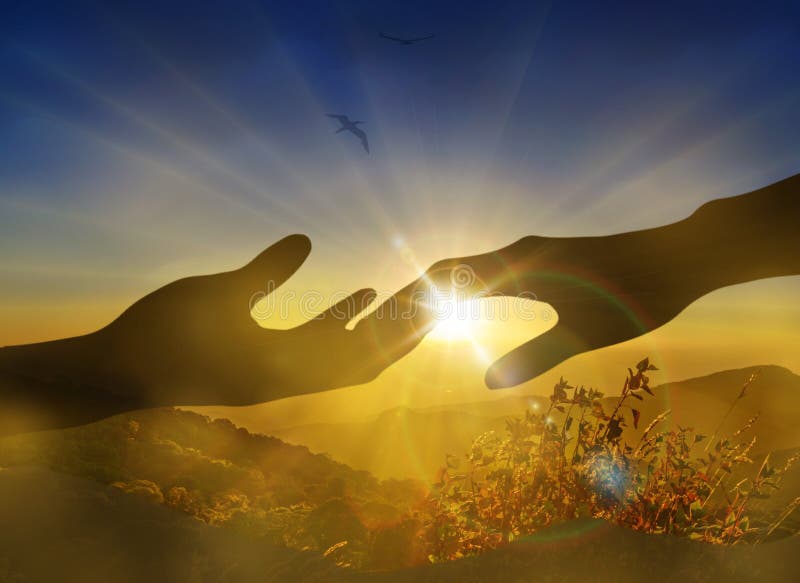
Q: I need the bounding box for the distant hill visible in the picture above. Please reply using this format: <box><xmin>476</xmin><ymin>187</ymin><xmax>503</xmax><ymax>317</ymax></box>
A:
<box><xmin>273</xmin><ymin>407</ymin><xmax>509</xmax><ymax>482</ymax></box>
<box><xmin>267</xmin><ymin>365</ymin><xmax>800</xmax><ymax>480</ymax></box>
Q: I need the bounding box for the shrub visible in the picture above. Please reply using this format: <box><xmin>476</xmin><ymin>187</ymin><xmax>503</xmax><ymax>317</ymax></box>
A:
<box><xmin>423</xmin><ymin>359</ymin><xmax>799</xmax><ymax>562</ymax></box>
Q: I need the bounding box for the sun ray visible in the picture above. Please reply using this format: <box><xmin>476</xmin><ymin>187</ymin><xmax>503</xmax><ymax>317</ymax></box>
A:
<box><xmin>531</xmin><ymin>45</ymin><xmax>783</xmax><ymax>233</ymax></box>
<box><xmin>0</xmin><ymin>88</ymin><xmax>291</xmax><ymax>231</ymax></box>
<box><xmin>16</xmin><ymin>47</ymin><xmax>322</xmax><ymax>231</ymax></box>
<box><xmin>573</xmin><ymin>87</ymin><xmax>800</xmax><ymax>228</ymax></box>
<box><xmin>241</xmin><ymin>8</ymin><xmax>405</xmax><ymax>245</ymax></box>
<box><xmin>101</xmin><ymin>27</ymin><xmax>370</xmax><ymax>256</ymax></box>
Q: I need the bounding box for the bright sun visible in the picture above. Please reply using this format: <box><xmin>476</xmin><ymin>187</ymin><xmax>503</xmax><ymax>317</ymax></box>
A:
<box><xmin>428</xmin><ymin>295</ymin><xmax>483</xmax><ymax>342</ymax></box>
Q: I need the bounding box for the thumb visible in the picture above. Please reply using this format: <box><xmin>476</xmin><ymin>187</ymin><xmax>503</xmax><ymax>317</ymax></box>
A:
<box><xmin>234</xmin><ymin>234</ymin><xmax>312</xmax><ymax>292</ymax></box>
<box><xmin>485</xmin><ymin>324</ymin><xmax>587</xmax><ymax>389</ymax></box>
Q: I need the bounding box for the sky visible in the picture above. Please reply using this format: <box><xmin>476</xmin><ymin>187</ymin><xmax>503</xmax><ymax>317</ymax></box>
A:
<box><xmin>1</xmin><ymin>0</ymin><xmax>799</xmax><ymax>423</ymax></box>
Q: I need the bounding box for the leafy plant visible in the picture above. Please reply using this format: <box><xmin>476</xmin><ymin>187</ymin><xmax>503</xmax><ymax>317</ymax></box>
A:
<box><xmin>423</xmin><ymin>359</ymin><xmax>799</xmax><ymax>561</ymax></box>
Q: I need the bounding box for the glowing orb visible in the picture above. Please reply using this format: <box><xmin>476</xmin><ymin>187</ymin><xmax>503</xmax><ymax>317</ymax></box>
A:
<box><xmin>428</xmin><ymin>291</ymin><xmax>482</xmax><ymax>342</ymax></box>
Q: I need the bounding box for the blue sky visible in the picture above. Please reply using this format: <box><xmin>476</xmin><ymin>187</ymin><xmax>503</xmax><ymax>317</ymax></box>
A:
<box><xmin>1</xmin><ymin>0</ymin><xmax>799</xmax><ymax>358</ymax></box>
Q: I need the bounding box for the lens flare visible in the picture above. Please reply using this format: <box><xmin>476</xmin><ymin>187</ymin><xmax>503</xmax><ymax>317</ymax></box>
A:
<box><xmin>427</xmin><ymin>287</ymin><xmax>482</xmax><ymax>342</ymax></box>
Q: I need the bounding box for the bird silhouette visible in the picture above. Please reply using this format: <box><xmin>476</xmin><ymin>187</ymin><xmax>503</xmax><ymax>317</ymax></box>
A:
<box><xmin>379</xmin><ymin>32</ymin><xmax>435</xmax><ymax>45</ymax></box>
<box><xmin>326</xmin><ymin>114</ymin><xmax>369</xmax><ymax>153</ymax></box>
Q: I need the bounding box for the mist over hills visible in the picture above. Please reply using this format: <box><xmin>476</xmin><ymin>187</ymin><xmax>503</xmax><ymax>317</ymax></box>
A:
<box><xmin>0</xmin><ymin>372</ymin><xmax>797</xmax><ymax>582</ymax></box>
<box><xmin>0</xmin><ymin>408</ymin><xmax>429</xmax><ymax>573</ymax></box>
<box><xmin>264</xmin><ymin>365</ymin><xmax>800</xmax><ymax>480</ymax></box>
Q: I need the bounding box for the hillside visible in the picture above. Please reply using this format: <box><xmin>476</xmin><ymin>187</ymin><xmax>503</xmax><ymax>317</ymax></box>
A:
<box><xmin>0</xmin><ymin>407</ymin><xmax>424</xmax><ymax>504</ymax></box>
<box><xmin>266</xmin><ymin>365</ymin><xmax>800</xmax><ymax>480</ymax></box>
<box><xmin>0</xmin><ymin>467</ymin><xmax>345</xmax><ymax>583</ymax></box>
<box><xmin>0</xmin><ymin>391</ymin><xmax>797</xmax><ymax>581</ymax></box>
<box><xmin>1</xmin><ymin>468</ymin><xmax>797</xmax><ymax>582</ymax></box>
<box><xmin>361</xmin><ymin>518</ymin><xmax>800</xmax><ymax>583</ymax></box>
<box><xmin>0</xmin><ymin>408</ymin><xmax>428</xmax><ymax>571</ymax></box>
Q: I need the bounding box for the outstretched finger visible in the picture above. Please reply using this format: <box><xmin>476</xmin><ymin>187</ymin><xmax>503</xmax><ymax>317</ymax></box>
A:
<box><xmin>311</xmin><ymin>288</ymin><xmax>377</xmax><ymax>328</ymax></box>
<box><xmin>485</xmin><ymin>324</ymin><xmax>588</xmax><ymax>389</ymax></box>
<box><xmin>356</xmin><ymin>291</ymin><xmax>437</xmax><ymax>368</ymax></box>
<box><xmin>233</xmin><ymin>234</ymin><xmax>312</xmax><ymax>293</ymax></box>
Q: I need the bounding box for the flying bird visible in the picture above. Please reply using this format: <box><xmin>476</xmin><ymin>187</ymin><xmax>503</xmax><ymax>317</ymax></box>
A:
<box><xmin>326</xmin><ymin>114</ymin><xmax>369</xmax><ymax>153</ymax></box>
<box><xmin>379</xmin><ymin>32</ymin><xmax>435</xmax><ymax>45</ymax></box>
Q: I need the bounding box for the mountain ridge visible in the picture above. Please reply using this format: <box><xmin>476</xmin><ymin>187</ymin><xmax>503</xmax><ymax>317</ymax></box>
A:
<box><xmin>263</xmin><ymin>365</ymin><xmax>800</xmax><ymax>480</ymax></box>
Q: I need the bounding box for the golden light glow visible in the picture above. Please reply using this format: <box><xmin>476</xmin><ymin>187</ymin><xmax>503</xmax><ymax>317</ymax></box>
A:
<box><xmin>429</xmin><ymin>296</ymin><xmax>483</xmax><ymax>342</ymax></box>
<box><xmin>3</xmin><ymin>28</ymin><xmax>800</xmax><ymax>441</ymax></box>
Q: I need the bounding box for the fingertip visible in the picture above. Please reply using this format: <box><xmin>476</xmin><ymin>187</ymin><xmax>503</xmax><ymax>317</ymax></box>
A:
<box><xmin>350</xmin><ymin>287</ymin><xmax>378</xmax><ymax>316</ymax></box>
<box><xmin>280</xmin><ymin>233</ymin><xmax>312</xmax><ymax>258</ymax></box>
<box><xmin>485</xmin><ymin>364</ymin><xmax>518</xmax><ymax>390</ymax></box>
<box><xmin>264</xmin><ymin>234</ymin><xmax>312</xmax><ymax>264</ymax></box>
<box><xmin>319</xmin><ymin>288</ymin><xmax>378</xmax><ymax>326</ymax></box>
<box><xmin>486</xmin><ymin>350</ymin><xmax>570</xmax><ymax>390</ymax></box>
<box><xmin>362</xmin><ymin>287</ymin><xmax>378</xmax><ymax>304</ymax></box>
<box><xmin>234</xmin><ymin>234</ymin><xmax>313</xmax><ymax>294</ymax></box>
<box><xmin>246</xmin><ymin>234</ymin><xmax>312</xmax><ymax>269</ymax></box>
<box><xmin>485</xmin><ymin>349</ymin><xmax>557</xmax><ymax>389</ymax></box>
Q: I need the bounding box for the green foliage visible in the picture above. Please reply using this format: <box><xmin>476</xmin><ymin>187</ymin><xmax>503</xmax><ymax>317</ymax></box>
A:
<box><xmin>423</xmin><ymin>360</ymin><xmax>799</xmax><ymax>562</ymax></box>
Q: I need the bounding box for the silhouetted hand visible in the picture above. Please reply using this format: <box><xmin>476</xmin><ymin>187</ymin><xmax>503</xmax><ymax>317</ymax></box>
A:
<box><xmin>421</xmin><ymin>233</ymin><xmax>699</xmax><ymax>388</ymax></box>
<box><xmin>418</xmin><ymin>174</ymin><xmax>800</xmax><ymax>388</ymax></box>
<box><xmin>0</xmin><ymin>235</ymin><xmax>431</xmax><ymax>433</ymax></box>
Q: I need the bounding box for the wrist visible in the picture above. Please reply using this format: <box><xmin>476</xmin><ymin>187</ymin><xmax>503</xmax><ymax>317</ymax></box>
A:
<box><xmin>0</xmin><ymin>335</ymin><xmax>148</xmax><ymax>433</ymax></box>
<box><xmin>680</xmin><ymin>184</ymin><xmax>800</xmax><ymax>292</ymax></box>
